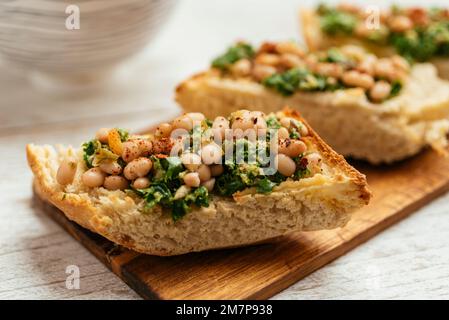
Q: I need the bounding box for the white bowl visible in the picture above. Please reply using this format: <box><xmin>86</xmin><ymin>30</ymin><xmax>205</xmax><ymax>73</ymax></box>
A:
<box><xmin>0</xmin><ymin>0</ymin><xmax>176</xmax><ymax>78</ymax></box>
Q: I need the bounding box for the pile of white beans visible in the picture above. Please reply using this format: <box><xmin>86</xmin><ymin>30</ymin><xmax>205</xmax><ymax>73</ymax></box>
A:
<box><xmin>56</xmin><ymin>111</ymin><xmax>323</xmax><ymax>193</ymax></box>
<box><xmin>224</xmin><ymin>41</ymin><xmax>410</xmax><ymax>102</ymax></box>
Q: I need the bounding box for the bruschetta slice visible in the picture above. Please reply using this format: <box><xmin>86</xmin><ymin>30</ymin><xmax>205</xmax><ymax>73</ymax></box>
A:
<box><xmin>176</xmin><ymin>42</ymin><xmax>449</xmax><ymax>164</ymax></box>
<box><xmin>27</xmin><ymin>108</ymin><xmax>370</xmax><ymax>256</ymax></box>
<box><xmin>300</xmin><ymin>3</ymin><xmax>449</xmax><ymax>79</ymax></box>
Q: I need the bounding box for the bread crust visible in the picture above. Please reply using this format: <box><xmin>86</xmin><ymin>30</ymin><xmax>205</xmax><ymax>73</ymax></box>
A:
<box><xmin>176</xmin><ymin>65</ymin><xmax>449</xmax><ymax>164</ymax></box>
<box><xmin>27</xmin><ymin>111</ymin><xmax>370</xmax><ymax>256</ymax></box>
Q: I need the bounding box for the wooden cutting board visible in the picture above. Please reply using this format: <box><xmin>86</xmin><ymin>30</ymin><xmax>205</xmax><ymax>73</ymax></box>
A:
<box><xmin>34</xmin><ymin>148</ymin><xmax>449</xmax><ymax>300</ymax></box>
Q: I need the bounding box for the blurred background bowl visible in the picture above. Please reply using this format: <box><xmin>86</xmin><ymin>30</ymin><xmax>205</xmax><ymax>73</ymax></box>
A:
<box><xmin>0</xmin><ymin>0</ymin><xmax>177</xmax><ymax>81</ymax></box>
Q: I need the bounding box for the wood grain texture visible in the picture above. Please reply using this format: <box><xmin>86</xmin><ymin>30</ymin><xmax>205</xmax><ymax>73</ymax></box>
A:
<box><xmin>33</xmin><ymin>149</ymin><xmax>449</xmax><ymax>299</ymax></box>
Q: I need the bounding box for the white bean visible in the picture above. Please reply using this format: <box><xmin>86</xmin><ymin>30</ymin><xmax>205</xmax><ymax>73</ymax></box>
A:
<box><xmin>230</xmin><ymin>59</ymin><xmax>252</xmax><ymax>77</ymax></box>
<box><xmin>280</xmin><ymin>117</ymin><xmax>292</xmax><ymax>128</ymax></box>
<box><xmin>342</xmin><ymin>71</ymin><xmax>374</xmax><ymax>89</ymax></box>
<box><xmin>374</xmin><ymin>59</ymin><xmax>396</xmax><ymax>80</ymax></box>
<box><xmin>180</xmin><ymin>152</ymin><xmax>202</xmax><ymax>171</ymax></box>
<box><xmin>155</xmin><ymin>123</ymin><xmax>172</xmax><ymax>138</ymax></box>
<box><xmin>183</xmin><ymin>172</ymin><xmax>200</xmax><ymax>187</ymax></box>
<box><xmin>389</xmin><ymin>15</ymin><xmax>413</xmax><ymax>32</ymax></box>
<box><xmin>124</xmin><ymin>157</ymin><xmax>153</xmax><ymax>180</ymax></box>
<box><xmin>201</xmin><ymin>178</ymin><xmax>216</xmax><ymax>192</ymax></box>
<box><xmin>133</xmin><ymin>138</ymin><xmax>153</xmax><ymax>156</ymax></box>
<box><xmin>172</xmin><ymin>116</ymin><xmax>193</xmax><ymax>131</ymax></box>
<box><xmin>280</xmin><ymin>53</ymin><xmax>303</xmax><ymax>68</ymax></box>
<box><xmin>306</xmin><ymin>153</ymin><xmax>322</xmax><ymax>166</ymax></box>
<box><xmin>357</xmin><ymin>55</ymin><xmax>377</xmax><ymax>75</ymax></box>
<box><xmin>231</xmin><ymin>114</ymin><xmax>253</xmax><ymax>132</ymax></box>
<box><xmin>279</xmin><ymin>139</ymin><xmax>307</xmax><ymax>157</ymax></box>
<box><xmin>391</xmin><ymin>55</ymin><xmax>410</xmax><ymax>72</ymax></box>
<box><xmin>314</xmin><ymin>63</ymin><xmax>343</xmax><ymax>78</ymax></box>
<box><xmin>276</xmin><ymin>154</ymin><xmax>296</xmax><ymax>177</ymax></box>
<box><xmin>252</xmin><ymin>114</ymin><xmax>267</xmax><ymax>130</ymax></box>
<box><xmin>56</xmin><ymin>159</ymin><xmax>77</xmax><ymax>185</ymax></box>
<box><xmin>252</xmin><ymin>64</ymin><xmax>277</xmax><ymax>81</ymax></box>
<box><xmin>174</xmin><ymin>185</ymin><xmax>191</xmax><ymax>199</ymax></box>
<box><xmin>201</xmin><ymin>143</ymin><xmax>222</xmax><ymax>165</ymax></box>
<box><xmin>213</xmin><ymin>116</ymin><xmax>230</xmax><ymax>129</ymax></box>
<box><xmin>278</xmin><ymin>127</ymin><xmax>290</xmax><ymax>139</ymax></box>
<box><xmin>99</xmin><ymin>161</ymin><xmax>122</xmax><ymax>175</ymax></box>
<box><xmin>275</xmin><ymin>41</ymin><xmax>305</xmax><ymax>57</ymax></box>
<box><xmin>103</xmin><ymin>175</ymin><xmax>129</xmax><ymax>190</ymax></box>
<box><xmin>132</xmin><ymin>177</ymin><xmax>151</xmax><ymax>189</ymax></box>
<box><xmin>82</xmin><ymin>168</ymin><xmax>105</xmax><ymax>188</ymax></box>
<box><xmin>212</xmin><ymin>116</ymin><xmax>230</xmax><ymax>140</ymax></box>
<box><xmin>256</xmin><ymin>53</ymin><xmax>281</xmax><ymax>66</ymax></box>
<box><xmin>369</xmin><ymin>81</ymin><xmax>392</xmax><ymax>102</ymax></box>
<box><xmin>95</xmin><ymin>128</ymin><xmax>110</xmax><ymax>144</ymax></box>
<box><xmin>298</xmin><ymin>124</ymin><xmax>309</xmax><ymax>136</ymax></box>
<box><xmin>196</xmin><ymin>164</ymin><xmax>211</xmax><ymax>182</ymax></box>
<box><xmin>121</xmin><ymin>141</ymin><xmax>141</xmax><ymax>163</ymax></box>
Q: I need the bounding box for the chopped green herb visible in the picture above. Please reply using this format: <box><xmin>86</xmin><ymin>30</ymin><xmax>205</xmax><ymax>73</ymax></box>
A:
<box><xmin>294</xmin><ymin>167</ymin><xmax>311</xmax><ymax>180</ymax></box>
<box><xmin>134</xmin><ymin>182</ymin><xmax>209</xmax><ymax>222</ymax></box>
<box><xmin>389</xmin><ymin>80</ymin><xmax>402</xmax><ymax>97</ymax></box>
<box><xmin>92</xmin><ymin>147</ymin><xmax>119</xmax><ymax>167</ymax></box>
<box><xmin>82</xmin><ymin>139</ymin><xmax>101</xmax><ymax>168</ymax></box>
<box><xmin>318</xmin><ymin>5</ymin><xmax>449</xmax><ymax>61</ymax></box>
<box><xmin>217</xmin><ymin>161</ymin><xmax>285</xmax><ymax>196</ymax></box>
<box><xmin>319</xmin><ymin>9</ymin><xmax>356</xmax><ymax>36</ymax></box>
<box><xmin>163</xmin><ymin>157</ymin><xmax>184</xmax><ymax>183</ymax></box>
<box><xmin>133</xmin><ymin>156</ymin><xmax>210</xmax><ymax>221</ymax></box>
<box><xmin>266</xmin><ymin>115</ymin><xmax>281</xmax><ymax>129</ymax></box>
<box><xmin>390</xmin><ymin>30</ymin><xmax>437</xmax><ymax>62</ymax></box>
<box><xmin>322</xmin><ymin>48</ymin><xmax>348</xmax><ymax>64</ymax></box>
<box><xmin>290</xmin><ymin>129</ymin><xmax>300</xmax><ymax>139</ymax></box>
<box><xmin>172</xmin><ymin>186</ymin><xmax>210</xmax><ymax>221</ymax></box>
<box><xmin>255</xmin><ymin>177</ymin><xmax>277</xmax><ymax>194</ymax></box>
<box><xmin>204</xmin><ymin>118</ymin><xmax>213</xmax><ymax>128</ymax></box>
<box><xmin>135</xmin><ymin>182</ymin><xmax>173</xmax><ymax>209</ymax></box>
<box><xmin>212</xmin><ymin>43</ymin><xmax>255</xmax><ymax>70</ymax></box>
<box><xmin>117</xmin><ymin>128</ymin><xmax>129</xmax><ymax>142</ymax></box>
<box><xmin>151</xmin><ymin>156</ymin><xmax>184</xmax><ymax>189</ymax></box>
<box><xmin>263</xmin><ymin>68</ymin><xmax>337</xmax><ymax>96</ymax></box>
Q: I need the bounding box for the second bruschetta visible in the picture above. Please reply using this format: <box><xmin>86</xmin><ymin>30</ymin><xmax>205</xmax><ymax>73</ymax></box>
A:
<box><xmin>176</xmin><ymin>42</ymin><xmax>449</xmax><ymax>164</ymax></box>
<box><xmin>300</xmin><ymin>4</ymin><xmax>449</xmax><ymax>80</ymax></box>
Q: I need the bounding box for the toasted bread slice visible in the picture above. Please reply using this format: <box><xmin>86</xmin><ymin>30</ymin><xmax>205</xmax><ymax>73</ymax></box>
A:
<box><xmin>27</xmin><ymin>109</ymin><xmax>370</xmax><ymax>256</ymax></box>
<box><xmin>299</xmin><ymin>8</ymin><xmax>449</xmax><ymax>80</ymax></box>
<box><xmin>177</xmin><ymin>61</ymin><xmax>449</xmax><ymax>164</ymax></box>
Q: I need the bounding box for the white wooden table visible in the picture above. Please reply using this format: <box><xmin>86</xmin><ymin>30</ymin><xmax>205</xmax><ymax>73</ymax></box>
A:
<box><xmin>1</xmin><ymin>0</ymin><xmax>448</xmax><ymax>299</ymax></box>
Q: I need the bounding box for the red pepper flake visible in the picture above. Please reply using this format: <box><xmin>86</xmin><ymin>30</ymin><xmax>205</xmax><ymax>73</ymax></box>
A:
<box><xmin>298</xmin><ymin>157</ymin><xmax>308</xmax><ymax>170</ymax></box>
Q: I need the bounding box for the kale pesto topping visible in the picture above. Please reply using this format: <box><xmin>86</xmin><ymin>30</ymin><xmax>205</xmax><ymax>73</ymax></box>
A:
<box><xmin>316</xmin><ymin>3</ymin><xmax>449</xmax><ymax>62</ymax></box>
<box><xmin>318</xmin><ymin>5</ymin><xmax>357</xmax><ymax>36</ymax></box>
<box><xmin>211</xmin><ymin>40</ymin><xmax>408</xmax><ymax>102</ymax></box>
<box><xmin>134</xmin><ymin>157</ymin><xmax>209</xmax><ymax>221</ymax></box>
<box><xmin>263</xmin><ymin>67</ymin><xmax>342</xmax><ymax>96</ymax></box>
<box><xmin>79</xmin><ymin>112</ymin><xmax>322</xmax><ymax>221</ymax></box>
<box><xmin>212</xmin><ymin>42</ymin><xmax>255</xmax><ymax>70</ymax></box>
